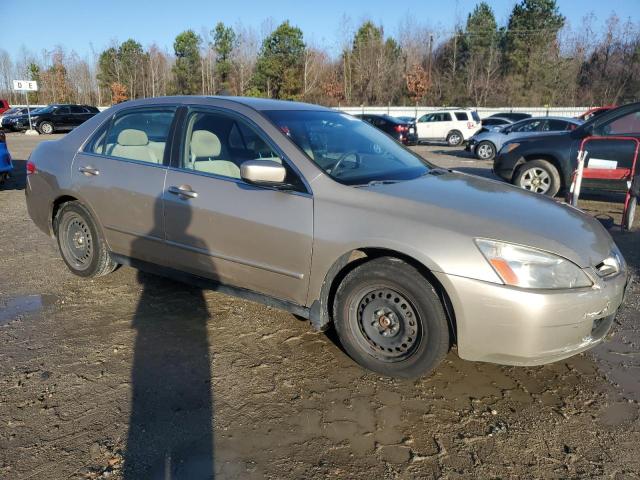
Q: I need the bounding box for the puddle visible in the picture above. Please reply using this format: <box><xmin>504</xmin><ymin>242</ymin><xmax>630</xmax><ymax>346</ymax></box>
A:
<box><xmin>0</xmin><ymin>294</ymin><xmax>57</xmax><ymax>325</ymax></box>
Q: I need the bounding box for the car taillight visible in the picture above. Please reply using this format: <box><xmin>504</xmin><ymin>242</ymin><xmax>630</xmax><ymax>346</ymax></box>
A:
<box><xmin>26</xmin><ymin>161</ymin><xmax>36</xmax><ymax>175</ymax></box>
<box><xmin>394</xmin><ymin>125</ymin><xmax>408</xmax><ymax>132</ymax></box>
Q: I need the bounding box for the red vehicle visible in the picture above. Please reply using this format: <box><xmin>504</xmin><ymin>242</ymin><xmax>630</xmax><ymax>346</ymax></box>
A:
<box><xmin>0</xmin><ymin>99</ymin><xmax>10</xmax><ymax>115</ymax></box>
<box><xmin>577</xmin><ymin>105</ymin><xmax>617</xmax><ymax>121</ymax></box>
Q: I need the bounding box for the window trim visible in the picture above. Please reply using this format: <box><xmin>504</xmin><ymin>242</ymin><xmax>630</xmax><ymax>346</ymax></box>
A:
<box><xmin>173</xmin><ymin>105</ymin><xmax>311</xmax><ymax>196</ymax></box>
<box><xmin>81</xmin><ymin>105</ymin><xmax>180</xmax><ymax>167</ymax></box>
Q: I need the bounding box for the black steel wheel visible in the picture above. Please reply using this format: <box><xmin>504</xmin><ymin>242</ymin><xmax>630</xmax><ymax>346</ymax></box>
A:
<box><xmin>334</xmin><ymin>257</ymin><xmax>450</xmax><ymax>378</ymax></box>
<box><xmin>354</xmin><ymin>287</ymin><xmax>421</xmax><ymax>362</ymax></box>
<box><xmin>55</xmin><ymin>201</ymin><xmax>117</xmax><ymax>277</ymax></box>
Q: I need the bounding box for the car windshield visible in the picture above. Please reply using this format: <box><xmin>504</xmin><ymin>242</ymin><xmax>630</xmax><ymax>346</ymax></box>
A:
<box><xmin>34</xmin><ymin>105</ymin><xmax>55</xmax><ymax>114</ymax></box>
<box><xmin>264</xmin><ymin>110</ymin><xmax>431</xmax><ymax>185</ymax></box>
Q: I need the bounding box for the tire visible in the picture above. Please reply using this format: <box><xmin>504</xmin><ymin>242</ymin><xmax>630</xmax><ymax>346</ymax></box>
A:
<box><xmin>38</xmin><ymin>121</ymin><xmax>54</xmax><ymax>135</ymax></box>
<box><xmin>446</xmin><ymin>130</ymin><xmax>463</xmax><ymax>147</ymax></box>
<box><xmin>55</xmin><ymin>201</ymin><xmax>117</xmax><ymax>277</ymax></box>
<box><xmin>475</xmin><ymin>141</ymin><xmax>496</xmax><ymax>160</ymax></box>
<box><xmin>333</xmin><ymin>257</ymin><xmax>450</xmax><ymax>378</ymax></box>
<box><xmin>514</xmin><ymin>159</ymin><xmax>561</xmax><ymax>197</ymax></box>
<box><xmin>623</xmin><ymin>196</ymin><xmax>637</xmax><ymax>231</ymax></box>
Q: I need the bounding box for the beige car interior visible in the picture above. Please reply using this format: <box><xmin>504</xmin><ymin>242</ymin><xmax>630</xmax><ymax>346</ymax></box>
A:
<box><xmin>185</xmin><ymin>121</ymin><xmax>282</xmax><ymax>179</ymax></box>
<box><xmin>105</xmin><ymin>128</ymin><xmax>165</xmax><ymax>164</ymax></box>
<box><xmin>187</xmin><ymin>129</ymin><xmax>242</xmax><ymax>178</ymax></box>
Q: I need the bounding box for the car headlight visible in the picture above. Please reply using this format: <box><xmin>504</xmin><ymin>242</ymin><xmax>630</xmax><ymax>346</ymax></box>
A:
<box><xmin>475</xmin><ymin>239</ymin><xmax>592</xmax><ymax>289</ymax></box>
<box><xmin>502</xmin><ymin>142</ymin><xmax>520</xmax><ymax>154</ymax></box>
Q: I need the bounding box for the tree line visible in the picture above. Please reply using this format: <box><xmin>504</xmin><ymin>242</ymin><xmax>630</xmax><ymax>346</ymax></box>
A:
<box><xmin>1</xmin><ymin>0</ymin><xmax>639</xmax><ymax>108</ymax></box>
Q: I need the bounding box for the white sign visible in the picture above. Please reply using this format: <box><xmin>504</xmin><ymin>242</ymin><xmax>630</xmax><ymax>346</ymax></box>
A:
<box><xmin>13</xmin><ymin>80</ymin><xmax>38</xmax><ymax>92</ymax></box>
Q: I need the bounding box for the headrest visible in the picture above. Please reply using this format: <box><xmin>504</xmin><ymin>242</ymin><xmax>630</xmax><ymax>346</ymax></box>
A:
<box><xmin>191</xmin><ymin>130</ymin><xmax>221</xmax><ymax>158</ymax></box>
<box><xmin>117</xmin><ymin>129</ymin><xmax>149</xmax><ymax>146</ymax></box>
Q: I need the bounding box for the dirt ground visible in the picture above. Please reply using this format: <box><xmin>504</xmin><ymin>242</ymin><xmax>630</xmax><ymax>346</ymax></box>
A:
<box><xmin>0</xmin><ymin>133</ymin><xmax>639</xmax><ymax>479</ymax></box>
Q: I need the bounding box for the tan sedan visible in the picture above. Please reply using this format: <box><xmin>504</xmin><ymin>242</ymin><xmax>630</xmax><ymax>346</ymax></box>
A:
<box><xmin>25</xmin><ymin>96</ymin><xmax>629</xmax><ymax>377</ymax></box>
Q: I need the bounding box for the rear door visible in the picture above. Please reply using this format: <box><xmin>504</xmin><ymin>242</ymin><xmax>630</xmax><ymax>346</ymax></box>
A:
<box><xmin>69</xmin><ymin>105</ymin><xmax>87</xmax><ymax>127</ymax></box>
<box><xmin>434</xmin><ymin>112</ymin><xmax>453</xmax><ymax>139</ymax></box>
<box><xmin>162</xmin><ymin>106</ymin><xmax>313</xmax><ymax>305</ymax></box>
<box><xmin>71</xmin><ymin>106</ymin><xmax>177</xmax><ymax>265</ymax></box>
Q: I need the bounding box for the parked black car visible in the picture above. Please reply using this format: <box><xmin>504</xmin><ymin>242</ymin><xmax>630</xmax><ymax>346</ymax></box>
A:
<box><xmin>0</xmin><ymin>107</ymin><xmax>42</xmax><ymax>130</ymax></box>
<box><xmin>355</xmin><ymin>114</ymin><xmax>417</xmax><ymax>145</ymax></box>
<box><xmin>494</xmin><ymin>103</ymin><xmax>640</xmax><ymax>197</ymax></box>
<box><xmin>13</xmin><ymin>104</ymin><xmax>100</xmax><ymax>134</ymax></box>
<box><xmin>488</xmin><ymin>112</ymin><xmax>532</xmax><ymax>122</ymax></box>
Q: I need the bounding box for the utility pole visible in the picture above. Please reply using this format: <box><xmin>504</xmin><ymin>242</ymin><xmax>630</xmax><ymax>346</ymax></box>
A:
<box><xmin>428</xmin><ymin>34</ymin><xmax>433</xmax><ymax>84</ymax></box>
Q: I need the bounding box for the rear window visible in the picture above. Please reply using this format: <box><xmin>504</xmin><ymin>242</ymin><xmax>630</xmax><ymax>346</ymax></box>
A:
<box><xmin>471</xmin><ymin>111</ymin><xmax>481</xmax><ymax>122</ymax></box>
<box><xmin>454</xmin><ymin>112</ymin><xmax>468</xmax><ymax>121</ymax></box>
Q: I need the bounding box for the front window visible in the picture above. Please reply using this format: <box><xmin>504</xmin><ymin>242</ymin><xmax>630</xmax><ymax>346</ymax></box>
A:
<box><xmin>263</xmin><ymin>110</ymin><xmax>431</xmax><ymax>185</ymax></box>
<box><xmin>600</xmin><ymin>111</ymin><xmax>640</xmax><ymax>136</ymax></box>
<box><xmin>512</xmin><ymin>119</ymin><xmax>544</xmax><ymax>133</ymax></box>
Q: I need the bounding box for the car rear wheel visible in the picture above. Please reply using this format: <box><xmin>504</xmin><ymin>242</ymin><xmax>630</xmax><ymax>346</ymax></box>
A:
<box><xmin>446</xmin><ymin>130</ymin><xmax>463</xmax><ymax>147</ymax></box>
<box><xmin>55</xmin><ymin>202</ymin><xmax>117</xmax><ymax>277</ymax></box>
<box><xmin>514</xmin><ymin>159</ymin><xmax>561</xmax><ymax>196</ymax></box>
<box><xmin>333</xmin><ymin>257</ymin><xmax>450</xmax><ymax>378</ymax></box>
<box><xmin>38</xmin><ymin>121</ymin><xmax>54</xmax><ymax>135</ymax></box>
<box><xmin>623</xmin><ymin>196</ymin><xmax>637</xmax><ymax>231</ymax></box>
<box><xmin>475</xmin><ymin>141</ymin><xmax>496</xmax><ymax>160</ymax></box>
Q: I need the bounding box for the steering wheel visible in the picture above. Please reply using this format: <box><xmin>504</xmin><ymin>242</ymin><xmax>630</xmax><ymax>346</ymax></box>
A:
<box><xmin>331</xmin><ymin>151</ymin><xmax>361</xmax><ymax>176</ymax></box>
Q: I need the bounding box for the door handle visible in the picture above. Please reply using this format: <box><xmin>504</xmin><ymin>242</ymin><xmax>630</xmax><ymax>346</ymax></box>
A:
<box><xmin>79</xmin><ymin>166</ymin><xmax>100</xmax><ymax>176</ymax></box>
<box><xmin>168</xmin><ymin>185</ymin><xmax>198</xmax><ymax>199</ymax></box>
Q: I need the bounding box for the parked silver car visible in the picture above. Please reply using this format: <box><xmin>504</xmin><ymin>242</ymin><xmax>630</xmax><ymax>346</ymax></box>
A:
<box><xmin>468</xmin><ymin>116</ymin><xmax>583</xmax><ymax>160</ymax></box>
<box><xmin>25</xmin><ymin>97</ymin><xmax>629</xmax><ymax>378</ymax></box>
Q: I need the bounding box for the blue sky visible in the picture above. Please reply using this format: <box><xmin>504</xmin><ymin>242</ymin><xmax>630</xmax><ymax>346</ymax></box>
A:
<box><xmin>2</xmin><ymin>0</ymin><xmax>639</xmax><ymax>59</ymax></box>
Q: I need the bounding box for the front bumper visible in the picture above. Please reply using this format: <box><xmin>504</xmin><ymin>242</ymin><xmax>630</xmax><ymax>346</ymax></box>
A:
<box><xmin>434</xmin><ymin>269</ymin><xmax>628</xmax><ymax>366</ymax></box>
<box><xmin>493</xmin><ymin>150</ymin><xmax>523</xmax><ymax>182</ymax></box>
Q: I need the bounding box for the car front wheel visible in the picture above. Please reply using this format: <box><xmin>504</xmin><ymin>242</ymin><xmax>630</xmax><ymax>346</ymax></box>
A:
<box><xmin>333</xmin><ymin>257</ymin><xmax>450</xmax><ymax>378</ymax></box>
<box><xmin>514</xmin><ymin>159</ymin><xmax>561</xmax><ymax>196</ymax></box>
<box><xmin>38</xmin><ymin>121</ymin><xmax>54</xmax><ymax>135</ymax></box>
<box><xmin>475</xmin><ymin>141</ymin><xmax>496</xmax><ymax>160</ymax></box>
<box><xmin>55</xmin><ymin>201</ymin><xmax>117</xmax><ymax>277</ymax></box>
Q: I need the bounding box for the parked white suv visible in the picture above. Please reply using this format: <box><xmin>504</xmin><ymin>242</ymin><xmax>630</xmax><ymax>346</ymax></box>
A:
<box><xmin>415</xmin><ymin>108</ymin><xmax>481</xmax><ymax>146</ymax></box>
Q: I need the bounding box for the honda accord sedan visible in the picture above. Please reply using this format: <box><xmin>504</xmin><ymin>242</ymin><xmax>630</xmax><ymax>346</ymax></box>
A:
<box><xmin>25</xmin><ymin>96</ymin><xmax>630</xmax><ymax>378</ymax></box>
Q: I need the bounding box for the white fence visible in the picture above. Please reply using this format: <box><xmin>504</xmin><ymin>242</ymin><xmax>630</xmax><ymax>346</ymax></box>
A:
<box><xmin>12</xmin><ymin>104</ymin><xmax>588</xmax><ymax>118</ymax></box>
<box><xmin>336</xmin><ymin>105</ymin><xmax>588</xmax><ymax>119</ymax></box>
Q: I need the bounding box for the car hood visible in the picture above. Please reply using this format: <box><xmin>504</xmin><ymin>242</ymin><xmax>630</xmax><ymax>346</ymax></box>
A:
<box><xmin>364</xmin><ymin>170</ymin><xmax>615</xmax><ymax>269</ymax></box>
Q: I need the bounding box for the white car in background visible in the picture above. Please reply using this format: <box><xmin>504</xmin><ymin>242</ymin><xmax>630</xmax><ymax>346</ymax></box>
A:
<box><xmin>415</xmin><ymin>108</ymin><xmax>481</xmax><ymax>146</ymax></box>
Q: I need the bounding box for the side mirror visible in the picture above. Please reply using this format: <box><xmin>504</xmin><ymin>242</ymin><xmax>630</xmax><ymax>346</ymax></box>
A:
<box><xmin>240</xmin><ymin>160</ymin><xmax>287</xmax><ymax>186</ymax></box>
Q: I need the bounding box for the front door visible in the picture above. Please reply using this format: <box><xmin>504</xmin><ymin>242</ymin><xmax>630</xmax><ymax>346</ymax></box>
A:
<box><xmin>52</xmin><ymin>106</ymin><xmax>71</xmax><ymax>130</ymax></box>
<box><xmin>163</xmin><ymin>107</ymin><xmax>314</xmax><ymax>305</ymax></box>
<box><xmin>71</xmin><ymin>106</ymin><xmax>177</xmax><ymax>266</ymax></box>
<box><xmin>416</xmin><ymin>113</ymin><xmax>433</xmax><ymax>140</ymax></box>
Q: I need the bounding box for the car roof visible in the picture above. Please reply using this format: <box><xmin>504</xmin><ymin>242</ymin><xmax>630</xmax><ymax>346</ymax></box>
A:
<box><xmin>484</xmin><ymin>116</ymin><xmax>513</xmax><ymax>121</ymax></box>
<box><xmin>114</xmin><ymin>96</ymin><xmax>333</xmax><ymax>112</ymax></box>
<box><xmin>514</xmin><ymin>116</ymin><xmax>583</xmax><ymax>124</ymax></box>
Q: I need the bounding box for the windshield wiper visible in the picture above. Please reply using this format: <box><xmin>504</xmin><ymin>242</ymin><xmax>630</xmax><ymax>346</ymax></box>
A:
<box><xmin>356</xmin><ymin>179</ymin><xmax>400</xmax><ymax>187</ymax></box>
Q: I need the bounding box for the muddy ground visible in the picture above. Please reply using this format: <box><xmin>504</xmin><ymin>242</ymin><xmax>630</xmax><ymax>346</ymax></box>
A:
<box><xmin>0</xmin><ymin>133</ymin><xmax>639</xmax><ymax>479</ymax></box>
